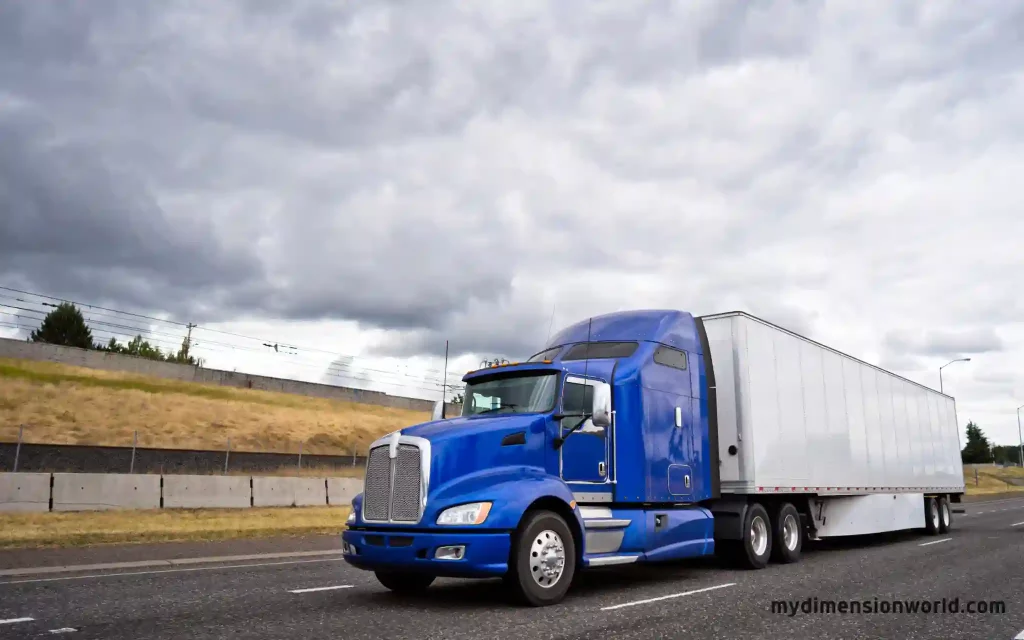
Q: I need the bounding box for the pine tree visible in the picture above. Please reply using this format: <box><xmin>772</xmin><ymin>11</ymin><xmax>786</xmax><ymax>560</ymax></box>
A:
<box><xmin>29</xmin><ymin>302</ymin><xmax>94</xmax><ymax>349</ymax></box>
<box><xmin>961</xmin><ymin>421</ymin><xmax>993</xmax><ymax>464</ymax></box>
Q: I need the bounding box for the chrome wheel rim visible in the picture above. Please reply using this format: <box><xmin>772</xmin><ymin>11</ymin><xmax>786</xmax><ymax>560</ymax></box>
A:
<box><xmin>530</xmin><ymin>529</ymin><xmax>565</xmax><ymax>588</ymax></box>
<box><xmin>940</xmin><ymin>502</ymin><xmax>950</xmax><ymax>527</ymax></box>
<box><xmin>783</xmin><ymin>513</ymin><xmax>799</xmax><ymax>551</ymax></box>
<box><xmin>930</xmin><ymin>501</ymin><xmax>939</xmax><ymax>528</ymax></box>
<box><xmin>751</xmin><ymin>515</ymin><xmax>769</xmax><ymax>557</ymax></box>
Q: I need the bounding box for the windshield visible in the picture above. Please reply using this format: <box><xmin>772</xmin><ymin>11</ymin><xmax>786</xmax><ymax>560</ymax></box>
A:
<box><xmin>461</xmin><ymin>371</ymin><xmax>559</xmax><ymax>417</ymax></box>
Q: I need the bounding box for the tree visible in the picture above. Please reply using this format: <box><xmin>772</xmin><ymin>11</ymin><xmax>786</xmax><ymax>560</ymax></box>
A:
<box><xmin>961</xmin><ymin>421</ymin><xmax>994</xmax><ymax>464</ymax></box>
<box><xmin>992</xmin><ymin>445</ymin><xmax>1022</xmax><ymax>466</ymax></box>
<box><xmin>30</xmin><ymin>302</ymin><xmax>94</xmax><ymax>349</ymax></box>
<box><xmin>450</xmin><ymin>391</ymin><xmax>464</xmax><ymax>404</ymax></box>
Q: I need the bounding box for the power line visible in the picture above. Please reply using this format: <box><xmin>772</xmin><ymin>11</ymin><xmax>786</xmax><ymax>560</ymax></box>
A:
<box><xmin>0</xmin><ymin>318</ymin><xmax>457</xmax><ymax>395</ymax></box>
<box><xmin>0</xmin><ymin>285</ymin><xmax>466</xmax><ymax>381</ymax></box>
<box><xmin>0</xmin><ymin>285</ymin><xmax>461</xmax><ymax>375</ymax></box>
<box><xmin>0</xmin><ymin>285</ymin><xmax>474</xmax><ymax>397</ymax></box>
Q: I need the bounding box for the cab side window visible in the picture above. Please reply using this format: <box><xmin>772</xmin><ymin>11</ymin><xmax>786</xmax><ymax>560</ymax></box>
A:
<box><xmin>653</xmin><ymin>345</ymin><xmax>688</xmax><ymax>370</ymax></box>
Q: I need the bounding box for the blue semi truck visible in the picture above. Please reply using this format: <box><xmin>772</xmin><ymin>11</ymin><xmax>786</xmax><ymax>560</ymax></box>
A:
<box><xmin>341</xmin><ymin>310</ymin><xmax>965</xmax><ymax>606</ymax></box>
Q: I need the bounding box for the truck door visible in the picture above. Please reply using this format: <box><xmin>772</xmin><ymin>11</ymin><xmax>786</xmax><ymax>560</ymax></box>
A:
<box><xmin>559</xmin><ymin>376</ymin><xmax>612</xmax><ymax>485</ymax></box>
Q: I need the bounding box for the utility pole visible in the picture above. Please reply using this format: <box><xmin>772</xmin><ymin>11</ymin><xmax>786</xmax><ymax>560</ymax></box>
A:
<box><xmin>184</xmin><ymin>322</ymin><xmax>196</xmax><ymax>360</ymax></box>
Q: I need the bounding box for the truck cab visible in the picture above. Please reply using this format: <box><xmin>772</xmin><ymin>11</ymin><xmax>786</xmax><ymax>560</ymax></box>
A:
<box><xmin>341</xmin><ymin>309</ymin><xmax>720</xmax><ymax>606</ymax></box>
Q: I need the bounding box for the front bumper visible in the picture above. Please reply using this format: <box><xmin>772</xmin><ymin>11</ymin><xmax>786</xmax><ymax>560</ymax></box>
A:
<box><xmin>341</xmin><ymin>528</ymin><xmax>511</xmax><ymax>578</ymax></box>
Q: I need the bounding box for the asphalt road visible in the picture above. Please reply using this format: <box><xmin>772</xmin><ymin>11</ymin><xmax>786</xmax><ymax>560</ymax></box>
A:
<box><xmin>2</xmin><ymin>497</ymin><xmax>1023</xmax><ymax>640</ymax></box>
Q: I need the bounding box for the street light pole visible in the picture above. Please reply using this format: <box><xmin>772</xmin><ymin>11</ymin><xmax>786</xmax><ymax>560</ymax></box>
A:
<box><xmin>1017</xmin><ymin>404</ymin><xmax>1023</xmax><ymax>467</ymax></box>
<box><xmin>939</xmin><ymin>357</ymin><xmax>971</xmax><ymax>395</ymax></box>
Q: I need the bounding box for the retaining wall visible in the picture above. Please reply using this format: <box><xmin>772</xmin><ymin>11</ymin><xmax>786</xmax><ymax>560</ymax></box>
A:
<box><xmin>0</xmin><ymin>472</ymin><xmax>51</xmax><ymax>512</ymax></box>
<box><xmin>0</xmin><ymin>337</ymin><xmax>461</xmax><ymax>415</ymax></box>
<box><xmin>327</xmin><ymin>478</ymin><xmax>362</xmax><ymax>506</ymax></box>
<box><xmin>162</xmin><ymin>475</ymin><xmax>252</xmax><ymax>509</ymax></box>
<box><xmin>0</xmin><ymin>442</ymin><xmax>365</xmax><ymax>474</ymax></box>
<box><xmin>0</xmin><ymin>473</ymin><xmax>364</xmax><ymax>512</ymax></box>
<box><xmin>252</xmin><ymin>477</ymin><xmax>327</xmax><ymax>507</ymax></box>
<box><xmin>51</xmin><ymin>473</ymin><xmax>161</xmax><ymax>511</ymax></box>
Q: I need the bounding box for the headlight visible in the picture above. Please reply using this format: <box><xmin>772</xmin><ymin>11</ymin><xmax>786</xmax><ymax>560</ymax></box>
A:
<box><xmin>436</xmin><ymin>502</ymin><xmax>492</xmax><ymax>526</ymax></box>
<box><xmin>346</xmin><ymin>511</ymin><xmax>356</xmax><ymax>524</ymax></box>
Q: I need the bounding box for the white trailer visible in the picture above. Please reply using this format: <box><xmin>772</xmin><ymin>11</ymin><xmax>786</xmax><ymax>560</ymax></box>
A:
<box><xmin>699</xmin><ymin>312</ymin><xmax>965</xmax><ymax>565</ymax></box>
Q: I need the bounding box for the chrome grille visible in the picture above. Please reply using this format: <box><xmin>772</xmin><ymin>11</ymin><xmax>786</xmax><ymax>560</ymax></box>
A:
<box><xmin>390</xmin><ymin>444</ymin><xmax>422</xmax><ymax>522</ymax></box>
<box><xmin>362</xmin><ymin>445</ymin><xmax>392</xmax><ymax>521</ymax></box>
<box><xmin>361</xmin><ymin>440</ymin><xmax>424</xmax><ymax>523</ymax></box>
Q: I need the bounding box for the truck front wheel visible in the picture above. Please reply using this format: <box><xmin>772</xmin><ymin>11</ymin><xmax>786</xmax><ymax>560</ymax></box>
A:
<box><xmin>508</xmin><ymin>510</ymin><xmax>577</xmax><ymax>607</ymax></box>
<box><xmin>375</xmin><ymin>570</ymin><xmax>436</xmax><ymax>594</ymax></box>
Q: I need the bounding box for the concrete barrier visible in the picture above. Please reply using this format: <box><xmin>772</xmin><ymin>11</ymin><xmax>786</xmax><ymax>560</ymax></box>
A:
<box><xmin>0</xmin><ymin>473</ymin><xmax>51</xmax><ymax>512</ymax></box>
<box><xmin>252</xmin><ymin>477</ymin><xmax>327</xmax><ymax>507</ymax></box>
<box><xmin>163</xmin><ymin>475</ymin><xmax>251</xmax><ymax>509</ymax></box>
<box><xmin>52</xmin><ymin>473</ymin><xmax>161</xmax><ymax>511</ymax></box>
<box><xmin>327</xmin><ymin>478</ymin><xmax>362</xmax><ymax>506</ymax></box>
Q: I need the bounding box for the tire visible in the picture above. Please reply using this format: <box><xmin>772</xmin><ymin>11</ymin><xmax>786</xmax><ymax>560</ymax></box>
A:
<box><xmin>924</xmin><ymin>497</ymin><xmax>940</xmax><ymax>535</ymax></box>
<box><xmin>769</xmin><ymin>502</ymin><xmax>802</xmax><ymax>564</ymax></box>
<box><xmin>938</xmin><ymin>495</ymin><xmax>952</xmax><ymax>534</ymax></box>
<box><xmin>374</xmin><ymin>570</ymin><xmax>435</xmax><ymax>593</ymax></box>
<box><xmin>507</xmin><ymin>510</ymin><xmax>577</xmax><ymax>607</ymax></box>
<box><xmin>738</xmin><ymin>502</ymin><xmax>772</xmax><ymax>569</ymax></box>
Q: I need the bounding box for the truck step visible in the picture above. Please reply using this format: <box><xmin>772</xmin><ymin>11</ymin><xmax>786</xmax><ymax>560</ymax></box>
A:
<box><xmin>585</xmin><ymin>554</ymin><xmax>640</xmax><ymax>567</ymax></box>
<box><xmin>579</xmin><ymin>506</ymin><xmax>632</xmax><ymax>530</ymax></box>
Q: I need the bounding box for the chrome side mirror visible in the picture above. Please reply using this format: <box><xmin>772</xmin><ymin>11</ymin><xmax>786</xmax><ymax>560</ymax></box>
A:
<box><xmin>431</xmin><ymin>400</ymin><xmax>445</xmax><ymax>421</ymax></box>
<box><xmin>591</xmin><ymin>382</ymin><xmax>611</xmax><ymax>428</ymax></box>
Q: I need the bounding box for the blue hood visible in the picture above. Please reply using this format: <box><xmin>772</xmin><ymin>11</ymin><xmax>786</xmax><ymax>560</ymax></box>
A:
<box><xmin>400</xmin><ymin>413</ymin><xmax>550</xmax><ymax>494</ymax></box>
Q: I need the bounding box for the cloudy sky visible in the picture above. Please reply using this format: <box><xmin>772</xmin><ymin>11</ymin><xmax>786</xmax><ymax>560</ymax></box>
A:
<box><xmin>1</xmin><ymin>1</ymin><xmax>1022</xmax><ymax>445</ymax></box>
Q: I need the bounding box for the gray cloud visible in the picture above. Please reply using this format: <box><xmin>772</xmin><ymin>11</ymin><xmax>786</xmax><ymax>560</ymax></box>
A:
<box><xmin>885</xmin><ymin>327</ymin><xmax>1005</xmax><ymax>358</ymax></box>
<box><xmin>1</xmin><ymin>1</ymin><xmax>1023</xmax><ymax>441</ymax></box>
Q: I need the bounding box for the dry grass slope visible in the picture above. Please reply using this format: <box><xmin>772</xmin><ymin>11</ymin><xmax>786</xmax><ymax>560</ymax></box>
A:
<box><xmin>963</xmin><ymin>465</ymin><xmax>1024</xmax><ymax>495</ymax></box>
<box><xmin>0</xmin><ymin>358</ymin><xmax>432</xmax><ymax>455</ymax></box>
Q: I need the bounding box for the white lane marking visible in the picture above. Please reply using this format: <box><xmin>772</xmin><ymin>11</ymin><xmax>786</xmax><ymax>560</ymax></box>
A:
<box><xmin>0</xmin><ymin>618</ymin><xmax>34</xmax><ymax>625</ymax></box>
<box><xmin>919</xmin><ymin>538</ymin><xmax>952</xmax><ymax>546</ymax></box>
<box><xmin>1011</xmin><ymin>521</ymin><xmax>1024</xmax><ymax>527</ymax></box>
<box><xmin>1014</xmin><ymin>627</ymin><xmax>1024</xmax><ymax>640</ymax></box>
<box><xmin>288</xmin><ymin>584</ymin><xmax>354</xmax><ymax>594</ymax></box>
<box><xmin>0</xmin><ymin>557</ymin><xmax>342</xmax><ymax>586</ymax></box>
<box><xmin>600</xmin><ymin>582</ymin><xmax>736</xmax><ymax>611</ymax></box>
<box><xmin>49</xmin><ymin>628</ymin><xmax>77</xmax><ymax>634</ymax></box>
<box><xmin>0</xmin><ymin>549</ymin><xmax>344</xmax><ymax>578</ymax></box>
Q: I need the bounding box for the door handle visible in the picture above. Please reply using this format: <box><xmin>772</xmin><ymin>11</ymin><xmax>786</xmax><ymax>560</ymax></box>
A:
<box><xmin>598</xmin><ymin>461</ymin><xmax>606</xmax><ymax>477</ymax></box>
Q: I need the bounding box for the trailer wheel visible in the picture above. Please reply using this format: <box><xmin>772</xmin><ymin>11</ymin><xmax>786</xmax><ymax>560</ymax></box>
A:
<box><xmin>508</xmin><ymin>509</ymin><xmax>576</xmax><ymax>607</ymax></box>
<box><xmin>769</xmin><ymin>502</ymin><xmax>802</xmax><ymax>564</ymax></box>
<box><xmin>374</xmin><ymin>571</ymin><xmax>436</xmax><ymax>593</ymax></box>
<box><xmin>924</xmin><ymin>497</ymin><xmax>940</xmax><ymax>535</ymax></box>
<box><xmin>938</xmin><ymin>496</ymin><xmax>952</xmax><ymax>533</ymax></box>
<box><xmin>738</xmin><ymin>502</ymin><xmax>772</xmax><ymax>569</ymax></box>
